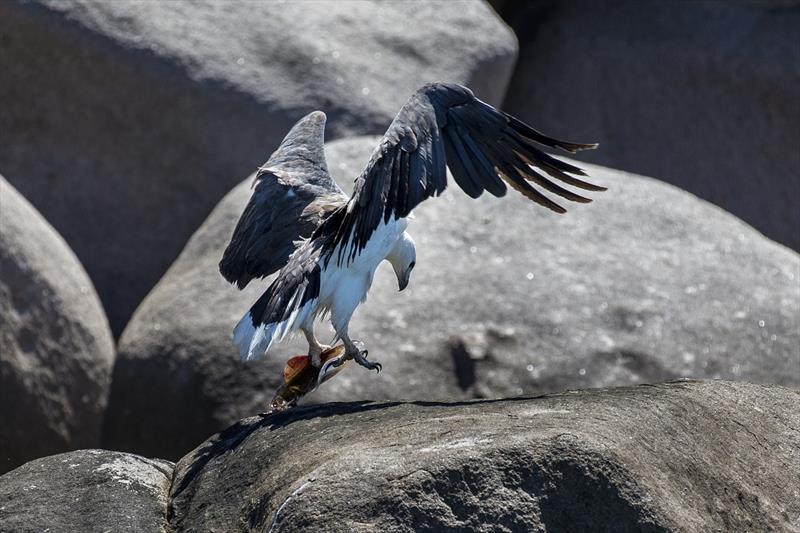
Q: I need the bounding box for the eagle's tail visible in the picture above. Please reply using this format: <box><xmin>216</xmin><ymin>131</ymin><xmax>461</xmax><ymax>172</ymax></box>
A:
<box><xmin>232</xmin><ymin>242</ymin><xmax>323</xmax><ymax>361</ymax></box>
<box><xmin>232</xmin><ymin>311</ymin><xmax>268</xmax><ymax>361</ymax></box>
<box><xmin>232</xmin><ymin>300</ymin><xmax>318</xmax><ymax>362</ymax></box>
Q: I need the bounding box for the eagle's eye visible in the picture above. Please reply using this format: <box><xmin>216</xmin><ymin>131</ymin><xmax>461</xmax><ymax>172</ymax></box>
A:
<box><xmin>409</xmin><ymin>261</ymin><xmax>416</xmax><ymax>270</ymax></box>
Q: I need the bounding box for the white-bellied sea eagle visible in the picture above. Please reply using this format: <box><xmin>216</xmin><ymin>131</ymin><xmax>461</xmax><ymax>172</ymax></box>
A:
<box><xmin>220</xmin><ymin>82</ymin><xmax>603</xmax><ymax>374</ymax></box>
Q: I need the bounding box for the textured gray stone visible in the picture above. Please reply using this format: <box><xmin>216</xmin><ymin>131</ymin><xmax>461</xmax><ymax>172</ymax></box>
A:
<box><xmin>104</xmin><ymin>136</ymin><xmax>800</xmax><ymax>461</ymax></box>
<box><xmin>0</xmin><ymin>177</ymin><xmax>115</xmax><ymax>474</ymax></box>
<box><xmin>0</xmin><ymin>0</ymin><xmax>516</xmax><ymax>335</ymax></box>
<box><xmin>501</xmin><ymin>0</ymin><xmax>800</xmax><ymax>251</ymax></box>
<box><xmin>168</xmin><ymin>380</ymin><xmax>800</xmax><ymax>532</ymax></box>
<box><xmin>0</xmin><ymin>449</ymin><xmax>173</xmax><ymax>533</ymax></box>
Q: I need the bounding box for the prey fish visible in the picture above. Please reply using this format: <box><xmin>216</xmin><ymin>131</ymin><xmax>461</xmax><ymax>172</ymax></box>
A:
<box><xmin>269</xmin><ymin>344</ymin><xmax>349</xmax><ymax>412</ymax></box>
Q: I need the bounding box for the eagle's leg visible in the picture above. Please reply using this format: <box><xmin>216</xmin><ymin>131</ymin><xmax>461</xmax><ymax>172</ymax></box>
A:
<box><xmin>301</xmin><ymin>325</ymin><xmax>331</xmax><ymax>368</ymax></box>
<box><xmin>340</xmin><ymin>334</ymin><xmax>381</xmax><ymax>373</ymax></box>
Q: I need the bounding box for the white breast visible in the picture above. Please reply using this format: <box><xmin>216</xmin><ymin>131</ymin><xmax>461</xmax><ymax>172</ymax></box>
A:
<box><xmin>319</xmin><ymin>217</ymin><xmax>408</xmax><ymax>333</ymax></box>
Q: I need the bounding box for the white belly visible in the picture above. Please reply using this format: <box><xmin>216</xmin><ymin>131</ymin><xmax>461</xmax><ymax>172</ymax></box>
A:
<box><xmin>318</xmin><ymin>217</ymin><xmax>407</xmax><ymax>333</ymax></box>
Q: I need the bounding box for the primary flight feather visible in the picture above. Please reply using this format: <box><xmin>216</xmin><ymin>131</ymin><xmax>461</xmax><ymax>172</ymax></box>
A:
<box><xmin>221</xmin><ymin>82</ymin><xmax>603</xmax><ymax>372</ymax></box>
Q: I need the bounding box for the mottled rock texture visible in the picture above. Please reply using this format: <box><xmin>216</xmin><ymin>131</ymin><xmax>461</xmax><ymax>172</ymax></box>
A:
<box><xmin>104</xmin><ymin>136</ymin><xmax>799</xmax><ymax>460</ymax></box>
<box><xmin>501</xmin><ymin>0</ymin><xmax>800</xmax><ymax>251</ymax></box>
<box><xmin>0</xmin><ymin>177</ymin><xmax>115</xmax><ymax>474</ymax></box>
<box><xmin>0</xmin><ymin>0</ymin><xmax>516</xmax><ymax>335</ymax></box>
<box><xmin>169</xmin><ymin>380</ymin><xmax>800</xmax><ymax>532</ymax></box>
<box><xmin>0</xmin><ymin>450</ymin><xmax>173</xmax><ymax>532</ymax></box>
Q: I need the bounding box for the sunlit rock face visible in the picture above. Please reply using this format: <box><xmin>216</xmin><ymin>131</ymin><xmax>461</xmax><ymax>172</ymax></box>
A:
<box><xmin>7</xmin><ymin>382</ymin><xmax>797</xmax><ymax>531</ymax></box>
<box><xmin>168</xmin><ymin>381</ymin><xmax>800</xmax><ymax>532</ymax></box>
<box><xmin>0</xmin><ymin>450</ymin><xmax>173</xmax><ymax>532</ymax></box>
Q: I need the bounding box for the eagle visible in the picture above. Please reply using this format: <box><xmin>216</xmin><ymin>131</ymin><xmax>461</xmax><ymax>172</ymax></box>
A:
<box><xmin>220</xmin><ymin>82</ymin><xmax>603</xmax><ymax>374</ymax></box>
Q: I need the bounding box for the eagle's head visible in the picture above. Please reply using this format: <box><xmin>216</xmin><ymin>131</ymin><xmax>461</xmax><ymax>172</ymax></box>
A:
<box><xmin>387</xmin><ymin>231</ymin><xmax>416</xmax><ymax>291</ymax></box>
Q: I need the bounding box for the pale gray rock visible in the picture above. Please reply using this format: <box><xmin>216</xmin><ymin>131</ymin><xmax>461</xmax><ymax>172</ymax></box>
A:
<box><xmin>0</xmin><ymin>0</ymin><xmax>516</xmax><ymax>334</ymax></box>
<box><xmin>104</xmin><ymin>136</ymin><xmax>800</xmax><ymax>460</ymax></box>
<box><xmin>169</xmin><ymin>380</ymin><xmax>800</xmax><ymax>532</ymax></box>
<box><xmin>0</xmin><ymin>177</ymin><xmax>115</xmax><ymax>474</ymax></box>
<box><xmin>0</xmin><ymin>450</ymin><xmax>173</xmax><ymax>533</ymax></box>
<box><xmin>502</xmin><ymin>0</ymin><xmax>800</xmax><ymax>251</ymax></box>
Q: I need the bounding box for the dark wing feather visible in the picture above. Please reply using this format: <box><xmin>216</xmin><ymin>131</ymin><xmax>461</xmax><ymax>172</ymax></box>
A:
<box><xmin>220</xmin><ymin>111</ymin><xmax>347</xmax><ymax>288</ymax></box>
<box><xmin>315</xmin><ymin>82</ymin><xmax>603</xmax><ymax>265</ymax></box>
<box><xmin>247</xmin><ymin>238</ymin><xmax>323</xmax><ymax>332</ymax></box>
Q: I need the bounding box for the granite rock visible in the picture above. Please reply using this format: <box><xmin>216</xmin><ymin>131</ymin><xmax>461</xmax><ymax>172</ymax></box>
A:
<box><xmin>169</xmin><ymin>380</ymin><xmax>800</xmax><ymax>532</ymax></box>
<box><xmin>0</xmin><ymin>449</ymin><xmax>173</xmax><ymax>533</ymax></box>
<box><xmin>0</xmin><ymin>177</ymin><xmax>115</xmax><ymax>474</ymax></box>
<box><xmin>501</xmin><ymin>0</ymin><xmax>800</xmax><ymax>251</ymax></box>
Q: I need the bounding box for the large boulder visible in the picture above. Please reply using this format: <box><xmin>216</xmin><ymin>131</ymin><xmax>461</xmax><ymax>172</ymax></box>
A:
<box><xmin>0</xmin><ymin>0</ymin><xmax>516</xmax><ymax>335</ymax></box>
<box><xmin>0</xmin><ymin>450</ymin><xmax>173</xmax><ymax>532</ymax></box>
<box><xmin>501</xmin><ymin>0</ymin><xmax>800</xmax><ymax>251</ymax></box>
<box><xmin>169</xmin><ymin>380</ymin><xmax>800</xmax><ymax>532</ymax></box>
<box><xmin>0</xmin><ymin>177</ymin><xmax>115</xmax><ymax>474</ymax></box>
<box><xmin>103</xmin><ymin>136</ymin><xmax>800</xmax><ymax>461</ymax></box>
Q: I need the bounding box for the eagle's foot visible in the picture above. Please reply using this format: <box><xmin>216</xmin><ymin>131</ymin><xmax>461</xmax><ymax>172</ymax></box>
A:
<box><xmin>338</xmin><ymin>340</ymin><xmax>381</xmax><ymax>372</ymax></box>
<box><xmin>308</xmin><ymin>343</ymin><xmax>333</xmax><ymax>367</ymax></box>
<box><xmin>352</xmin><ymin>348</ymin><xmax>381</xmax><ymax>373</ymax></box>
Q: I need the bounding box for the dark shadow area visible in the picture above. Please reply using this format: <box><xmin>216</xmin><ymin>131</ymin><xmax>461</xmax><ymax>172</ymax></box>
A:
<box><xmin>495</xmin><ymin>0</ymin><xmax>800</xmax><ymax>251</ymax></box>
<box><xmin>523</xmin><ymin>457</ymin><xmax>670</xmax><ymax>533</ymax></box>
<box><xmin>102</xmin><ymin>349</ymin><xmax>220</xmax><ymax>462</ymax></box>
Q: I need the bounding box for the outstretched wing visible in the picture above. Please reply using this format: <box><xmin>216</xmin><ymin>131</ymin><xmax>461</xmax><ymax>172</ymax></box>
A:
<box><xmin>220</xmin><ymin>111</ymin><xmax>348</xmax><ymax>288</ymax></box>
<box><xmin>316</xmin><ymin>82</ymin><xmax>604</xmax><ymax>265</ymax></box>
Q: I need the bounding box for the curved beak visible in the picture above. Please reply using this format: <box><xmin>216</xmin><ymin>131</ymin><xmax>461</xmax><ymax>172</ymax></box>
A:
<box><xmin>398</xmin><ymin>269</ymin><xmax>411</xmax><ymax>292</ymax></box>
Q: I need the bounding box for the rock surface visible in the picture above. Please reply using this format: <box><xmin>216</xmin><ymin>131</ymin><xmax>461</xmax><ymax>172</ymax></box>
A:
<box><xmin>0</xmin><ymin>177</ymin><xmax>115</xmax><ymax>474</ymax></box>
<box><xmin>0</xmin><ymin>0</ymin><xmax>516</xmax><ymax>335</ymax></box>
<box><xmin>501</xmin><ymin>0</ymin><xmax>800</xmax><ymax>251</ymax></box>
<box><xmin>169</xmin><ymin>380</ymin><xmax>800</xmax><ymax>532</ymax></box>
<box><xmin>104</xmin><ymin>136</ymin><xmax>800</xmax><ymax>460</ymax></box>
<box><xmin>0</xmin><ymin>449</ymin><xmax>173</xmax><ymax>533</ymax></box>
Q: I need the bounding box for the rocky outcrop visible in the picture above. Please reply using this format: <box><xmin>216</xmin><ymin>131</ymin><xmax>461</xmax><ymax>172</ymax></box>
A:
<box><xmin>0</xmin><ymin>0</ymin><xmax>516</xmax><ymax>335</ymax></box>
<box><xmin>501</xmin><ymin>0</ymin><xmax>800</xmax><ymax>252</ymax></box>
<box><xmin>168</xmin><ymin>380</ymin><xmax>800</xmax><ymax>532</ymax></box>
<box><xmin>0</xmin><ymin>450</ymin><xmax>173</xmax><ymax>533</ymax></box>
<box><xmin>0</xmin><ymin>177</ymin><xmax>115</xmax><ymax>474</ymax></box>
<box><xmin>8</xmin><ymin>382</ymin><xmax>797</xmax><ymax>531</ymax></box>
<box><xmin>104</xmin><ymin>135</ymin><xmax>800</xmax><ymax>460</ymax></box>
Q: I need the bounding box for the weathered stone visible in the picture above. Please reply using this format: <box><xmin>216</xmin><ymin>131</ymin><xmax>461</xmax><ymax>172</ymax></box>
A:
<box><xmin>0</xmin><ymin>450</ymin><xmax>173</xmax><ymax>532</ymax></box>
<box><xmin>0</xmin><ymin>0</ymin><xmax>516</xmax><ymax>334</ymax></box>
<box><xmin>0</xmin><ymin>177</ymin><xmax>115</xmax><ymax>474</ymax></box>
<box><xmin>169</xmin><ymin>380</ymin><xmax>800</xmax><ymax>532</ymax></box>
<box><xmin>501</xmin><ymin>0</ymin><xmax>800</xmax><ymax>251</ymax></box>
<box><xmin>104</xmin><ymin>136</ymin><xmax>799</xmax><ymax>461</ymax></box>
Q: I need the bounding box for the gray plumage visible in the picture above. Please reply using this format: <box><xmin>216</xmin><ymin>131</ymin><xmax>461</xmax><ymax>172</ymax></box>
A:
<box><xmin>219</xmin><ymin>111</ymin><xmax>347</xmax><ymax>289</ymax></box>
